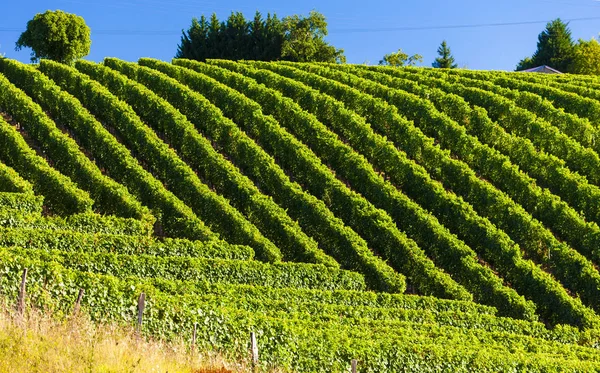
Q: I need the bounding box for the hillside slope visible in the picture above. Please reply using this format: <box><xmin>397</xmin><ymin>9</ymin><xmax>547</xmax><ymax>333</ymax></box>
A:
<box><xmin>1</xmin><ymin>57</ymin><xmax>600</xmax><ymax>370</ymax></box>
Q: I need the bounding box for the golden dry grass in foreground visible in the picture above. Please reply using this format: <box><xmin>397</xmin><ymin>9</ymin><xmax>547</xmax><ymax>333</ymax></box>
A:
<box><xmin>0</xmin><ymin>307</ymin><xmax>243</xmax><ymax>373</ymax></box>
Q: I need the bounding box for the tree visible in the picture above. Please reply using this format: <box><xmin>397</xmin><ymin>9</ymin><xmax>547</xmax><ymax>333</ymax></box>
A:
<box><xmin>432</xmin><ymin>41</ymin><xmax>457</xmax><ymax>68</ymax></box>
<box><xmin>379</xmin><ymin>49</ymin><xmax>422</xmax><ymax>67</ymax></box>
<box><xmin>262</xmin><ymin>13</ymin><xmax>284</xmax><ymax>61</ymax></box>
<box><xmin>206</xmin><ymin>13</ymin><xmax>224</xmax><ymax>59</ymax></box>
<box><xmin>175</xmin><ymin>16</ymin><xmax>209</xmax><ymax>60</ymax></box>
<box><xmin>223</xmin><ymin>12</ymin><xmax>250</xmax><ymax>60</ymax></box>
<box><xmin>516</xmin><ymin>18</ymin><xmax>574</xmax><ymax>72</ymax></box>
<box><xmin>280</xmin><ymin>10</ymin><xmax>346</xmax><ymax>63</ymax></box>
<box><xmin>515</xmin><ymin>56</ymin><xmax>534</xmax><ymax>71</ymax></box>
<box><xmin>250</xmin><ymin>11</ymin><xmax>266</xmax><ymax>59</ymax></box>
<box><xmin>569</xmin><ymin>38</ymin><xmax>600</xmax><ymax>75</ymax></box>
<box><xmin>177</xmin><ymin>11</ymin><xmax>281</xmax><ymax>61</ymax></box>
<box><xmin>175</xmin><ymin>10</ymin><xmax>344</xmax><ymax>63</ymax></box>
<box><xmin>15</xmin><ymin>10</ymin><xmax>91</xmax><ymax>64</ymax></box>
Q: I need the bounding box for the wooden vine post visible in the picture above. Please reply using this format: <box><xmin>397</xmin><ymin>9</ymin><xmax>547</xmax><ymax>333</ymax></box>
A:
<box><xmin>137</xmin><ymin>292</ymin><xmax>145</xmax><ymax>333</ymax></box>
<box><xmin>250</xmin><ymin>332</ymin><xmax>259</xmax><ymax>368</ymax></box>
<box><xmin>351</xmin><ymin>359</ymin><xmax>358</xmax><ymax>373</ymax></box>
<box><xmin>192</xmin><ymin>322</ymin><xmax>198</xmax><ymax>351</ymax></box>
<box><xmin>72</xmin><ymin>288</ymin><xmax>84</xmax><ymax>316</ymax></box>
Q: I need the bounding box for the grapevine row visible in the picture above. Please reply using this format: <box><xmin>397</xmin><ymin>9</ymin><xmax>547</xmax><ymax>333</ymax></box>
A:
<box><xmin>151</xmin><ymin>58</ymin><xmax>469</xmax><ymax>298</ymax></box>
<box><xmin>0</xmin><ymin>161</ymin><xmax>33</xmax><ymax>193</ymax></box>
<box><xmin>38</xmin><ymin>60</ymin><xmax>284</xmax><ymax>263</ymax></box>
<box><xmin>311</xmin><ymin>63</ymin><xmax>600</xmax><ymax>312</ymax></box>
<box><xmin>105</xmin><ymin>58</ymin><xmax>405</xmax><ymax>293</ymax></box>
<box><xmin>0</xmin><ymin>209</ymin><xmax>150</xmax><ymax>236</ymax></box>
<box><xmin>0</xmin><ymin>226</ymin><xmax>254</xmax><ymax>260</ymax></box>
<box><xmin>72</xmin><ymin>59</ymin><xmax>332</xmax><ymax>266</ymax></box>
<box><xmin>6</xmin><ymin>247</ymin><xmax>365</xmax><ymax>292</ymax></box>
<box><xmin>0</xmin><ymin>192</ymin><xmax>42</xmax><ymax>214</ymax></box>
<box><xmin>0</xmin><ymin>59</ymin><xmax>215</xmax><ymax>241</ymax></box>
<box><xmin>357</xmin><ymin>66</ymin><xmax>600</xmax><ymax>267</ymax></box>
<box><xmin>2</xmin><ymin>256</ymin><xmax>600</xmax><ymax>371</ymax></box>
<box><xmin>244</xmin><ymin>61</ymin><xmax>599</xmax><ymax>327</ymax></box>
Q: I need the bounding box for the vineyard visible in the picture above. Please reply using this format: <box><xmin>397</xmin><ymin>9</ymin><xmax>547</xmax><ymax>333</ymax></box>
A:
<box><xmin>2</xmin><ymin>57</ymin><xmax>600</xmax><ymax>371</ymax></box>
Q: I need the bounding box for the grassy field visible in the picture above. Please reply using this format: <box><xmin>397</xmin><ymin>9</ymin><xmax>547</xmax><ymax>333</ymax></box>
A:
<box><xmin>0</xmin><ymin>305</ymin><xmax>240</xmax><ymax>373</ymax></box>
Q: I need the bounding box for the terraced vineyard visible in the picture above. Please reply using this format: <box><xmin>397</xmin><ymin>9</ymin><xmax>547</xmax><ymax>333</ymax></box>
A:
<box><xmin>2</xmin><ymin>57</ymin><xmax>600</xmax><ymax>371</ymax></box>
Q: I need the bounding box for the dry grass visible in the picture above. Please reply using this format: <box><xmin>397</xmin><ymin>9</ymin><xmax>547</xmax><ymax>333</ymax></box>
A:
<box><xmin>0</xmin><ymin>307</ymin><xmax>243</xmax><ymax>373</ymax></box>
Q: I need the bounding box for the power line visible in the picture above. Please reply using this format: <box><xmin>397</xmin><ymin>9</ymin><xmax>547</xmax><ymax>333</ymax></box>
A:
<box><xmin>1</xmin><ymin>15</ymin><xmax>599</xmax><ymax>36</ymax></box>
<box><xmin>329</xmin><ymin>15</ymin><xmax>600</xmax><ymax>33</ymax></box>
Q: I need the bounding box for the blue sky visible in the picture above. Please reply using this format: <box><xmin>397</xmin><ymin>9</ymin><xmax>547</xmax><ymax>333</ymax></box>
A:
<box><xmin>1</xmin><ymin>0</ymin><xmax>599</xmax><ymax>70</ymax></box>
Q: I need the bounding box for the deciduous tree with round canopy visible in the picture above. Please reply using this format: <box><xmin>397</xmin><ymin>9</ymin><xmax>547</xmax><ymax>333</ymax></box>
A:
<box><xmin>379</xmin><ymin>49</ymin><xmax>422</xmax><ymax>67</ymax></box>
<box><xmin>15</xmin><ymin>10</ymin><xmax>91</xmax><ymax>64</ymax></box>
<box><xmin>570</xmin><ymin>38</ymin><xmax>600</xmax><ymax>75</ymax></box>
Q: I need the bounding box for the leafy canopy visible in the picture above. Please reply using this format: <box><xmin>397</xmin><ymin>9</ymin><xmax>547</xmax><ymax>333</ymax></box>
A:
<box><xmin>176</xmin><ymin>11</ymin><xmax>283</xmax><ymax>61</ymax></box>
<box><xmin>569</xmin><ymin>38</ymin><xmax>600</xmax><ymax>75</ymax></box>
<box><xmin>516</xmin><ymin>18</ymin><xmax>574</xmax><ymax>72</ymax></box>
<box><xmin>176</xmin><ymin>10</ymin><xmax>344</xmax><ymax>63</ymax></box>
<box><xmin>16</xmin><ymin>10</ymin><xmax>91</xmax><ymax>64</ymax></box>
<box><xmin>379</xmin><ymin>49</ymin><xmax>423</xmax><ymax>67</ymax></box>
<box><xmin>281</xmin><ymin>10</ymin><xmax>345</xmax><ymax>63</ymax></box>
<box><xmin>432</xmin><ymin>41</ymin><xmax>457</xmax><ymax>69</ymax></box>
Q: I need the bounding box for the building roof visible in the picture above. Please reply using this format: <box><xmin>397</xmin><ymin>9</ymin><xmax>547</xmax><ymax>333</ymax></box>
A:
<box><xmin>520</xmin><ymin>65</ymin><xmax>562</xmax><ymax>74</ymax></box>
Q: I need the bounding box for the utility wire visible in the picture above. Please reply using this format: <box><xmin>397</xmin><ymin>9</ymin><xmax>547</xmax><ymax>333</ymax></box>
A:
<box><xmin>329</xmin><ymin>15</ymin><xmax>600</xmax><ymax>33</ymax></box>
<box><xmin>1</xmin><ymin>15</ymin><xmax>599</xmax><ymax>35</ymax></box>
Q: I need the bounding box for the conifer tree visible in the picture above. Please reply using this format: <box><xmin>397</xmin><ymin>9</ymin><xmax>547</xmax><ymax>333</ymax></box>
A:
<box><xmin>175</xmin><ymin>10</ymin><xmax>342</xmax><ymax>62</ymax></box>
<box><xmin>516</xmin><ymin>18</ymin><xmax>574</xmax><ymax>71</ymax></box>
<box><xmin>432</xmin><ymin>41</ymin><xmax>457</xmax><ymax>68</ymax></box>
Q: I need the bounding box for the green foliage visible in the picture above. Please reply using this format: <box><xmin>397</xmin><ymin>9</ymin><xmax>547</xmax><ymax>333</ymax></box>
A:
<box><xmin>0</xmin><ymin>254</ymin><xmax>599</xmax><ymax>371</ymax></box>
<box><xmin>72</xmin><ymin>59</ymin><xmax>328</xmax><ymax>266</ymax></box>
<box><xmin>0</xmin><ymin>227</ymin><xmax>253</xmax><ymax>260</ymax></box>
<box><xmin>111</xmin><ymin>57</ymin><xmax>403</xmax><ymax>293</ymax></box>
<box><xmin>182</xmin><ymin>59</ymin><xmax>471</xmax><ymax>301</ymax></box>
<box><xmin>243</xmin><ymin>60</ymin><xmax>544</xmax><ymax>320</ymax></box>
<box><xmin>185</xmin><ymin>59</ymin><xmax>471</xmax><ymax>299</ymax></box>
<box><xmin>0</xmin><ymin>60</ymin><xmax>153</xmax><ymax>223</ymax></box>
<box><xmin>516</xmin><ymin>18</ymin><xmax>574</xmax><ymax>72</ymax></box>
<box><xmin>0</xmin><ymin>111</ymin><xmax>94</xmax><ymax>215</ymax></box>
<box><xmin>0</xmin><ymin>58</ymin><xmax>220</xmax><ymax>241</ymax></box>
<box><xmin>378</xmin><ymin>49</ymin><xmax>423</xmax><ymax>67</ymax></box>
<box><xmin>365</xmin><ymin>67</ymin><xmax>600</xmax><ymax>313</ymax></box>
<box><xmin>0</xmin><ymin>193</ymin><xmax>43</xmax><ymax>214</ymax></box>
<box><xmin>39</xmin><ymin>59</ymin><xmax>283</xmax><ymax>263</ymax></box>
<box><xmin>432</xmin><ymin>40</ymin><xmax>457</xmax><ymax>69</ymax></box>
<box><xmin>281</xmin><ymin>11</ymin><xmax>345</xmax><ymax>63</ymax></box>
<box><xmin>393</xmin><ymin>68</ymin><xmax>600</xmax><ymax>263</ymax></box>
<box><xmin>344</xmin><ymin>64</ymin><xmax>599</xmax><ymax>327</ymax></box>
<box><xmin>0</xmin><ymin>162</ymin><xmax>33</xmax><ymax>193</ymax></box>
<box><xmin>5</xmin><ymin>247</ymin><xmax>365</xmax><ymax>291</ymax></box>
<box><xmin>15</xmin><ymin>10</ymin><xmax>91</xmax><ymax>64</ymax></box>
<box><xmin>5</xmin><ymin>57</ymin><xmax>600</xmax><ymax>369</ymax></box>
<box><xmin>570</xmin><ymin>38</ymin><xmax>600</xmax><ymax>75</ymax></box>
<box><xmin>176</xmin><ymin>10</ymin><xmax>344</xmax><ymax>63</ymax></box>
